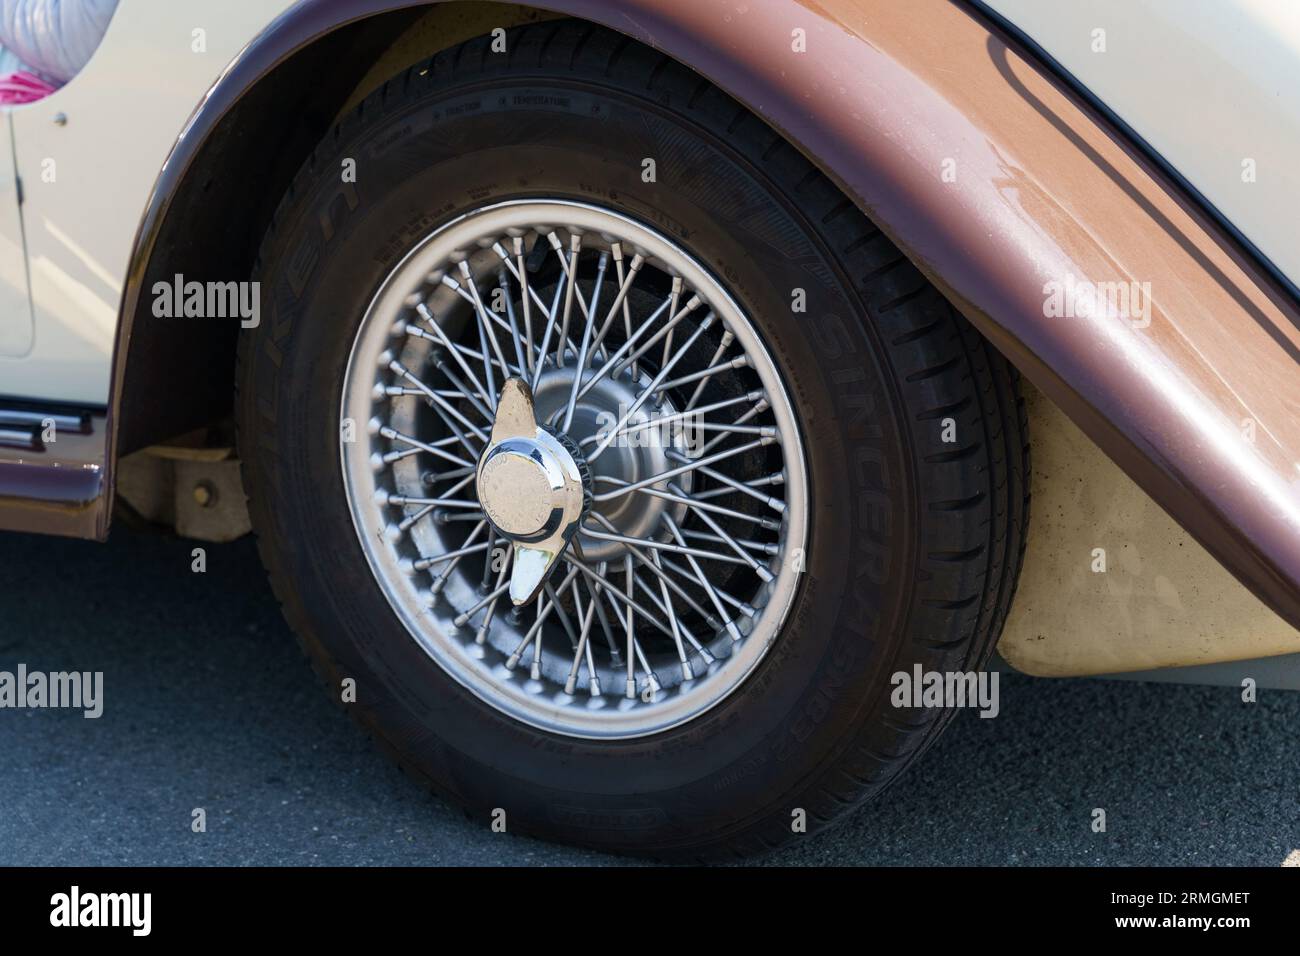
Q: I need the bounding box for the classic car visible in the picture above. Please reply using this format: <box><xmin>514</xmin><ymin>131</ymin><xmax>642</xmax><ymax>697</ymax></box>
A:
<box><xmin>1</xmin><ymin>0</ymin><xmax>1296</xmax><ymax>860</ymax></box>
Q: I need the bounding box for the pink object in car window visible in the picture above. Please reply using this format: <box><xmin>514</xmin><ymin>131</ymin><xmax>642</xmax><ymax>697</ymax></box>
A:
<box><xmin>0</xmin><ymin>69</ymin><xmax>56</xmax><ymax>104</ymax></box>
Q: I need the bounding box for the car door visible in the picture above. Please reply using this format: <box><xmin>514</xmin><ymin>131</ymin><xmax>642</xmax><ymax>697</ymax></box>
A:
<box><xmin>0</xmin><ymin>111</ymin><xmax>32</xmax><ymax>357</ymax></box>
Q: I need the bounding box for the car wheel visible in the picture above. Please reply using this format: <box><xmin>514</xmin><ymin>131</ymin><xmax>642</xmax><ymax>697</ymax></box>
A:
<box><xmin>236</xmin><ymin>20</ymin><xmax>1029</xmax><ymax>860</ymax></box>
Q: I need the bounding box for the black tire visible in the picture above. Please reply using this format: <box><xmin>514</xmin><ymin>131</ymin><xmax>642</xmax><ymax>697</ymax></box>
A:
<box><xmin>236</xmin><ymin>20</ymin><xmax>1029</xmax><ymax>861</ymax></box>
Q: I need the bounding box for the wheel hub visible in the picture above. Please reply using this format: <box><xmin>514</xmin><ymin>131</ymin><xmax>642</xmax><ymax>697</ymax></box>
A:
<box><xmin>530</xmin><ymin>365</ymin><xmax>686</xmax><ymax>563</ymax></box>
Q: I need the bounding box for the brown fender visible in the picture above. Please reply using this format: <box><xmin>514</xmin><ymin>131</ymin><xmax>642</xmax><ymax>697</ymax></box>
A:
<box><xmin>100</xmin><ymin>0</ymin><xmax>1300</xmax><ymax>627</ymax></box>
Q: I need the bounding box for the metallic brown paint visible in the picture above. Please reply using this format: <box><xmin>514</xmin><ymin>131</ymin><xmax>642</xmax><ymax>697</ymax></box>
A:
<box><xmin>10</xmin><ymin>0</ymin><xmax>1300</xmax><ymax>631</ymax></box>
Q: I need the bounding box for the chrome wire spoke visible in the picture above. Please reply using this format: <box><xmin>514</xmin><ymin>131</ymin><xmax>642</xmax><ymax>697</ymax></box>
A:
<box><xmin>586</xmin><ymin>312</ymin><xmax>717</xmax><ymax>463</ymax></box>
<box><xmin>584</xmin><ymin>511</ymin><xmax>723</xmax><ymax>630</ymax></box>
<box><xmin>683</xmin><ymin>331</ymin><xmax>735</xmax><ymax>410</ymax></box>
<box><xmin>504</xmin><ymin>565</ymin><xmax>581</xmax><ymax>674</ymax></box>
<box><xmin>422</xmin><ymin>351</ymin><xmax>495</xmax><ymax>424</ymax></box>
<box><xmin>490</xmin><ymin>240</ymin><xmax>566</xmax><ymax>377</ymax></box>
<box><xmin>648</xmin><ymin>548</ymin><xmax>692</xmax><ymax>681</ymax></box>
<box><xmin>665</xmin><ymin>448</ymin><xmax>784</xmax><ymax>511</ymax></box>
<box><xmin>447</xmin><ymin>338</ymin><xmax>522</xmax><ymax>381</ymax></box>
<box><xmin>693</xmin><ymin>471</ymin><xmax>785</xmax><ymax>501</ymax></box>
<box><xmin>386</xmin><ymin>495</ymin><xmax>483</xmax><ymax>509</ymax></box>
<box><xmin>565</xmin><ymin>556</ymin><xmax>678</xmax><ymax>641</ymax></box>
<box><xmin>380</xmin><ymin>434</ymin><xmax>461</xmax><ymax>464</ymax></box>
<box><xmin>677</xmin><ymin>526</ymin><xmax>779</xmax><ymax>557</ymax></box>
<box><xmin>552</xmin><ymin>231</ymin><xmax>583</xmax><ymax>368</ymax></box>
<box><xmin>497</xmin><ymin>270</ymin><xmax>528</xmax><ymax>373</ymax></box>
<box><xmin>590</xmin><ymin>436</ymin><xmax>773</xmax><ymax>502</ymax></box>
<box><xmin>562</xmin><ymin>577</ymin><xmax>601</xmax><ymax>696</ymax></box>
<box><xmin>662</xmin><ymin>512</ymin><xmax>744</xmax><ymax>641</ymax></box>
<box><xmin>590</xmin><ymin>477</ymin><xmax>782</xmax><ymax>529</ymax></box>
<box><xmin>654</xmin><ymin>355</ymin><xmax>749</xmax><ymax>393</ymax></box>
<box><xmin>414</xmin><ymin>302</ymin><xmax>493</xmax><ymax>409</ymax></box>
<box><xmin>559</xmin><ymin>250</ymin><xmax>609</xmax><ymax>431</ymax></box>
<box><xmin>387</xmin><ymin>358</ymin><xmax>488</xmax><ymax>448</ymax></box>
<box><xmin>588</xmin><ymin>561</ymin><xmax>624</xmax><ymax>665</ymax></box>
<box><xmin>424</xmin><ymin>519</ymin><xmax>489</xmax><ymax>591</ymax></box>
<box><xmin>474</xmin><ymin>555</ymin><xmax>512</xmax><ymax>644</ymax></box>
<box><xmin>657</xmin><ymin>556</ymin><xmax>757</xmax><ymax>617</ymax></box>
<box><xmin>578</xmin><ymin>390</ymin><xmax>761</xmax><ymax>449</ymax></box>
<box><xmin>697</xmin><ymin>400</ymin><xmax>769</xmax><ymax>457</ymax></box>
<box><xmin>579</xmin><ymin>525</ymin><xmax>751</xmax><ymax>567</ymax></box>
<box><xmin>413</xmin><ymin>536</ymin><xmax>490</xmax><ymax>571</ymax></box>
<box><xmin>457</xmin><ymin>259</ymin><xmax>512</xmax><ymax>401</ymax></box>
<box><xmin>509</xmin><ymin>239</ymin><xmax>534</xmax><ymax>374</ymax></box>
<box><xmin>667</xmin><ymin>481</ymin><xmax>774</xmax><ymax>582</ymax></box>
<box><xmin>453</xmin><ymin>579</ymin><xmax>511</xmax><ymax>627</ymax></box>
<box><xmin>343</xmin><ymin>200</ymin><xmax>807</xmax><ymax>739</ymax></box>
<box><xmin>543</xmin><ymin>579</ymin><xmax>583</xmax><ymax>652</ymax></box>
<box><xmin>532</xmin><ymin>266</ymin><xmax>568</xmax><ymax>383</ymax></box>
<box><xmin>379</xmin><ymin>426</ymin><xmax>475</xmax><ymax>471</ymax></box>
<box><xmin>630</xmin><ymin>544</ymin><xmax>720</xmax><ymax>669</ymax></box>
<box><xmin>613</xmin><ymin>249</ymin><xmax>637</xmax><ymax>375</ymax></box>
<box><xmin>607</xmin><ymin>295</ymin><xmax>702</xmax><ymax>383</ymax></box>
<box><xmin>586</xmin><ymin>245</ymin><xmax>643</xmax><ymax>362</ymax></box>
<box><xmin>394</xmin><ymin>472</ymin><xmax>476</xmax><ymax>533</ymax></box>
<box><xmin>573</xmin><ymin>293</ymin><xmax>686</xmax><ymax>402</ymax></box>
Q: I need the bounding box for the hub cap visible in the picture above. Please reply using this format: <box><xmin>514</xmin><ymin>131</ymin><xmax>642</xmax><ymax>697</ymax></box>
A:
<box><xmin>341</xmin><ymin>200</ymin><xmax>808</xmax><ymax>739</ymax></box>
<box><xmin>475</xmin><ymin>377</ymin><xmax>591</xmax><ymax>605</ymax></box>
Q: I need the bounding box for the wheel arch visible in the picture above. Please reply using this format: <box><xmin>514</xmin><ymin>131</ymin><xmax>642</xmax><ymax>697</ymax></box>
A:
<box><xmin>109</xmin><ymin>0</ymin><xmax>1300</xmax><ymax>634</ymax></box>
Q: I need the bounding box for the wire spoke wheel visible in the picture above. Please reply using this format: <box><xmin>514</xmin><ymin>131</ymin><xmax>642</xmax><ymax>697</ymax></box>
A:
<box><xmin>242</xmin><ymin>22</ymin><xmax>1027</xmax><ymax>856</ymax></box>
<box><xmin>341</xmin><ymin>200</ymin><xmax>808</xmax><ymax>738</ymax></box>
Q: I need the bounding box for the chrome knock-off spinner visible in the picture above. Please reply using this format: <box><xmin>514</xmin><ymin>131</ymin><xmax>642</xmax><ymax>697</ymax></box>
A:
<box><xmin>475</xmin><ymin>377</ymin><xmax>590</xmax><ymax>605</ymax></box>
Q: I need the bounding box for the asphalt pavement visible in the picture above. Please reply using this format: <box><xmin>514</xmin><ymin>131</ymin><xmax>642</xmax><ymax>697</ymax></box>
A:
<box><xmin>1</xmin><ymin>525</ymin><xmax>1296</xmax><ymax>866</ymax></box>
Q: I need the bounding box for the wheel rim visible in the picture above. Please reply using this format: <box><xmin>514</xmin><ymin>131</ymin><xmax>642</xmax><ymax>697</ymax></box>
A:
<box><xmin>340</xmin><ymin>199</ymin><xmax>808</xmax><ymax>739</ymax></box>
